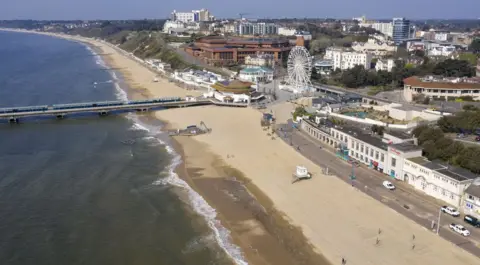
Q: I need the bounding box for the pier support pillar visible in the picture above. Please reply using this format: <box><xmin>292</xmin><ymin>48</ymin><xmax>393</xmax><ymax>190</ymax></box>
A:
<box><xmin>56</xmin><ymin>114</ymin><xmax>65</xmax><ymax>119</ymax></box>
<box><xmin>98</xmin><ymin>111</ymin><xmax>109</xmax><ymax>116</ymax></box>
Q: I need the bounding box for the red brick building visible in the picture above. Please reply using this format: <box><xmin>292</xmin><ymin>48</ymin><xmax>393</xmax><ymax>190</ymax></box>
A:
<box><xmin>185</xmin><ymin>36</ymin><xmax>292</xmax><ymax>66</ymax></box>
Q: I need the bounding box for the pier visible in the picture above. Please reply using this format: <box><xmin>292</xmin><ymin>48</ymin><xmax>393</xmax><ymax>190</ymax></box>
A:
<box><xmin>0</xmin><ymin>97</ymin><xmax>248</xmax><ymax>123</ymax></box>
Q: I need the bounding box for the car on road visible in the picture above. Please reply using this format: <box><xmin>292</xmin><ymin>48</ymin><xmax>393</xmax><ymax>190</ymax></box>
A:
<box><xmin>382</xmin><ymin>180</ymin><xmax>395</xmax><ymax>190</ymax></box>
<box><xmin>464</xmin><ymin>215</ymin><xmax>480</xmax><ymax>228</ymax></box>
<box><xmin>476</xmin><ymin>136</ymin><xmax>480</xmax><ymax>142</ymax></box>
<box><xmin>449</xmin><ymin>223</ymin><xmax>470</xmax><ymax>236</ymax></box>
<box><xmin>441</xmin><ymin>206</ymin><xmax>460</xmax><ymax>217</ymax></box>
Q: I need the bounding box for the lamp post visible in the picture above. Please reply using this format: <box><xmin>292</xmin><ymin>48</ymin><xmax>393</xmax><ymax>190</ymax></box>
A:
<box><xmin>436</xmin><ymin>208</ymin><xmax>442</xmax><ymax>235</ymax></box>
<box><xmin>350</xmin><ymin>161</ymin><xmax>356</xmax><ymax>186</ymax></box>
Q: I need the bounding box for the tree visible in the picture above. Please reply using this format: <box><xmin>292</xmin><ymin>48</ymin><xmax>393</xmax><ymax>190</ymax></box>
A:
<box><xmin>459</xmin><ymin>53</ymin><xmax>478</xmax><ymax>65</ymax></box>
<box><xmin>469</xmin><ymin>38</ymin><xmax>480</xmax><ymax>54</ymax></box>
<box><xmin>463</xmin><ymin>104</ymin><xmax>479</xmax><ymax>111</ymax></box>
<box><xmin>433</xmin><ymin>59</ymin><xmax>475</xmax><ymax>77</ymax></box>
<box><xmin>417</xmin><ymin>127</ymin><xmax>444</xmax><ymax>145</ymax></box>
<box><xmin>411</xmin><ymin>49</ymin><xmax>425</xmax><ymax>58</ymax></box>
<box><xmin>371</xmin><ymin>125</ymin><xmax>385</xmax><ymax>135</ymax></box>
<box><xmin>311</xmin><ymin>67</ymin><xmax>320</xmax><ymax>80</ymax></box>
<box><xmin>293</xmin><ymin>106</ymin><xmax>308</xmax><ymax>120</ymax></box>
<box><xmin>309</xmin><ymin>37</ymin><xmax>332</xmax><ymax>55</ymax></box>
<box><xmin>340</xmin><ymin>65</ymin><xmax>368</xmax><ymax>88</ymax></box>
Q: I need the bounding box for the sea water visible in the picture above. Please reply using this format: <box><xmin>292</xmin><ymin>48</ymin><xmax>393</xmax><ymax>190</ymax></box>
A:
<box><xmin>0</xmin><ymin>31</ymin><xmax>245</xmax><ymax>265</ymax></box>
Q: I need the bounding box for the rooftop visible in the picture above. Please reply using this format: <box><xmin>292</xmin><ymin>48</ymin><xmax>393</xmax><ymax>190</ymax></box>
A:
<box><xmin>465</xmin><ymin>180</ymin><xmax>480</xmax><ymax>198</ymax></box>
<box><xmin>384</xmin><ymin>130</ymin><xmax>413</xmax><ymax>140</ymax></box>
<box><xmin>334</xmin><ymin>126</ymin><xmax>389</xmax><ymax>151</ymax></box>
<box><xmin>389</xmin><ymin>142</ymin><xmax>421</xmax><ymax>152</ymax></box>
<box><xmin>240</xmin><ymin>67</ymin><xmax>273</xmax><ymax>73</ymax></box>
<box><xmin>211</xmin><ymin>80</ymin><xmax>253</xmax><ymax>94</ymax></box>
<box><xmin>407</xmin><ymin>157</ymin><xmax>479</xmax><ymax>182</ymax></box>
<box><xmin>404</xmin><ymin>76</ymin><xmax>480</xmax><ymax>89</ymax></box>
<box><xmin>407</xmin><ymin>157</ymin><xmax>446</xmax><ymax>170</ymax></box>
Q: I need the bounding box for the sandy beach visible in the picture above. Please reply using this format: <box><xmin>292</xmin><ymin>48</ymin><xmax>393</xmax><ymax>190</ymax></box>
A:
<box><xmin>4</xmin><ymin>28</ymin><xmax>480</xmax><ymax>265</ymax></box>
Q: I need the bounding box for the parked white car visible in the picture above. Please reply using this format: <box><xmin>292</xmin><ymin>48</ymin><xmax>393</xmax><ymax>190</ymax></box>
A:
<box><xmin>449</xmin><ymin>223</ymin><xmax>470</xmax><ymax>236</ymax></box>
<box><xmin>441</xmin><ymin>206</ymin><xmax>460</xmax><ymax>217</ymax></box>
<box><xmin>382</xmin><ymin>180</ymin><xmax>395</xmax><ymax>190</ymax></box>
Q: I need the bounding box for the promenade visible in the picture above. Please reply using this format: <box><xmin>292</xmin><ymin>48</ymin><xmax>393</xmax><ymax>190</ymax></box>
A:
<box><xmin>277</xmin><ymin>120</ymin><xmax>480</xmax><ymax>257</ymax></box>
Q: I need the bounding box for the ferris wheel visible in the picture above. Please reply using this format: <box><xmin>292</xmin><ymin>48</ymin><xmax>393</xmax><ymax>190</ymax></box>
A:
<box><xmin>287</xmin><ymin>46</ymin><xmax>313</xmax><ymax>93</ymax></box>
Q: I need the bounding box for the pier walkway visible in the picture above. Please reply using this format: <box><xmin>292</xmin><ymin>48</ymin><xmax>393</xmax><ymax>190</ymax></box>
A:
<box><xmin>0</xmin><ymin>97</ymin><xmax>248</xmax><ymax>123</ymax></box>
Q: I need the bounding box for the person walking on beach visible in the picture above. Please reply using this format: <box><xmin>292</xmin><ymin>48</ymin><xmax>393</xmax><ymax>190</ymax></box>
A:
<box><xmin>341</xmin><ymin>258</ymin><xmax>347</xmax><ymax>265</ymax></box>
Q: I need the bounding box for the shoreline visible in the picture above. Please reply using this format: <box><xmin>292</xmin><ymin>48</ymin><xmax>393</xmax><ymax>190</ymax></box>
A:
<box><xmin>4</xmin><ymin>28</ymin><xmax>480</xmax><ymax>265</ymax></box>
<box><xmin>170</xmin><ymin>135</ymin><xmax>331</xmax><ymax>265</ymax></box>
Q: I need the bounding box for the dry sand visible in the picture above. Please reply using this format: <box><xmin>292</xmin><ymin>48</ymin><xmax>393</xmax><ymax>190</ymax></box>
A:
<box><xmin>5</xmin><ymin>28</ymin><xmax>480</xmax><ymax>265</ymax></box>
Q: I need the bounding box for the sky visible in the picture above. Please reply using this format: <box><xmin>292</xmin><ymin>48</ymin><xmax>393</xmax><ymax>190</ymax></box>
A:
<box><xmin>1</xmin><ymin>0</ymin><xmax>480</xmax><ymax>20</ymax></box>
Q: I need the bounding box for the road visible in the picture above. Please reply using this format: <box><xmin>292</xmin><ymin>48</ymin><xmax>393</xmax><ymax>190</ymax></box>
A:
<box><xmin>276</xmin><ymin>121</ymin><xmax>480</xmax><ymax>257</ymax></box>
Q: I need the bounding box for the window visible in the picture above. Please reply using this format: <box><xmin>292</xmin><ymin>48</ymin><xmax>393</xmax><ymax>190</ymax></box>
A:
<box><xmin>366</xmin><ymin>147</ymin><xmax>369</xmax><ymax>155</ymax></box>
<box><xmin>361</xmin><ymin>144</ymin><xmax>364</xmax><ymax>153</ymax></box>
<box><xmin>391</xmin><ymin>157</ymin><xmax>397</xmax><ymax>167</ymax></box>
<box><xmin>356</xmin><ymin>142</ymin><xmax>359</xmax><ymax>151</ymax></box>
<box><xmin>375</xmin><ymin>151</ymin><xmax>379</xmax><ymax>160</ymax></box>
<box><xmin>468</xmin><ymin>195</ymin><xmax>475</xmax><ymax>200</ymax></box>
<box><xmin>381</xmin><ymin>153</ymin><xmax>385</xmax><ymax>162</ymax></box>
<box><xmin>370</xmin><ymin>149</ymin><xmax>374</xmax><ymax>157</ymax></box>
<box><xmin>450</xmin><ymin>194</ymin><xmax>454</xmax><ymax>200</ymax></box>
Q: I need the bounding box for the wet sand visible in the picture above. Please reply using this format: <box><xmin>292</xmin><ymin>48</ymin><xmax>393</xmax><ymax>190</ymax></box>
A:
<box><xmin>171</xmin><ymin>136</ymin><xmax>330</xmax><ymax>265</ymax></box>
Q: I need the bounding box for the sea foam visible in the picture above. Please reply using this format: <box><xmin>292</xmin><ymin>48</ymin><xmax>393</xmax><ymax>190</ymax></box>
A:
<box><xmin>84</xmin><ymin>44</ymin><xmax>248</xmax><ymax>265</ymax></box>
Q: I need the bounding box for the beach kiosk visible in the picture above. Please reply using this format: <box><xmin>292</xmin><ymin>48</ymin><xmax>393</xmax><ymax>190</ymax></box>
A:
<box><xmin>292</xmin><ymin>165</ymin><xmax>312</xmax><ymax>184</ymax></box>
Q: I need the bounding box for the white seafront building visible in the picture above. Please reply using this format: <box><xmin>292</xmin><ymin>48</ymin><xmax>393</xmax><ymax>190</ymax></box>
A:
<box><xmin>351</xmin><ymin>37</ymin><xmax>397</xmax><ymax>56</ymax></box>
<box><xmin>171</xmin><ymin>8</ymin><xmax>214</xmax><ymax>23</ymax></box>
<box><xmin>172</xmin><ymin>69</ymin><xmax>227</xmax><ymax>89</ymax></box>
<box><xmin>244</xmin><ymin>53</ymin><xmax>275</xmax><ymax>67</ymax></box>
<box><xmin>300</xmin><ymin>118</ymin><xmax>480</xmax><ymax>208</ymax></box>
<box><xmin>278</xmin><ymin>27</ymin><xmax>297</xmax><ymax>36</ymax></box>
<box><xmin>356</xmin><ymin>16</ymin><xmax>394</xmax><ymax>37</ymax></box>
<box><xmin>238</xmin><ymin>67</ymin><xmax>274</xmax><ymax>83</ymax></box>
<box><xmin>403</xmin><ymin>157</ymin><xmax>478</xmax><ymax>207</ymax></box>
<box><xmin>325</xmin><ymin>47</ymin><xmax>372</xmax><ymax>70</ymax></box>
<box><xmin>463</xmin><ymin>180</ymin><xmax>480</xmax><ymax>218</ymax></box>
<box><xmin>145</xmin><ymin>59</ymin><xmax>171</xmax><ymax>73</ymax></box>
<box><xmin>375</xmin><ymin>58</ymin><xmax>395</xmax><ymax>72</ymax></box>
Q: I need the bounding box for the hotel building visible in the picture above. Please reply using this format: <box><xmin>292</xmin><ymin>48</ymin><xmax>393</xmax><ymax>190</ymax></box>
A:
<box><xmin>300</xmin><ymin>118</ymin><xmax>480</xmax><ymax>208</ymax></box>
<box><xmin>463</xmin><ymin>180</ymin><xmax>480</xmax><ymax>218</ymax></box>
<box><xmin>235</xmin><ymin>22</ymin><xmax>278</xmax><ymax>36</ymax></box>
<box><xmin>327</xmin><ymin>48</ymin><xmax>372</xmax><ymax>70</ymax></box>
<box><xmin>185</xmin><ymin>36</ymin><xmax>292</xmax><ymax>66</ymax></box>
<box><xmin>403</xmin><ymin>76</ymin><xmax>480</xmax><ymax>102</ymax></box>
<box><xmin>300</xmin><ymin>119</ymin><xmax>420</xmax><ymax>179</ymax></box>
<box><xmin>171</xmin><ymin>9</ymin><xmax>214</xmax><ymax>23</ymax></box>
<box><xmin>375</xmin><ymin>59</ymin><xmax>395</xmax><ymax>72</ymax></box>
<box><xmin>403</xmin><ymin>157</ymin><xmax>477</xmax><ymax>207</ymax></box>
<box><xmin>351</xmin><ymin>38</ymin><xmax>397</xmax><ymax>56</ymax></box>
